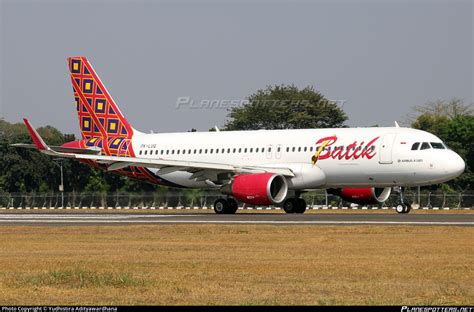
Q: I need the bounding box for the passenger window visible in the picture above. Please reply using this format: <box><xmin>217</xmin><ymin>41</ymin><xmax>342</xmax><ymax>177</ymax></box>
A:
<box><xmin>182</xmin><ymin>149</ymin><xmax>186</xmax><ymax>154</ymax></box>
<box><xmin>244</xmin><ymin>148</ymin><xmax>247</xmax><ymax>153</ymax></box>
<box><xmin>171</xmin><ymin>150</ymin><xmax>175</xmax><ymax>154</ymax></box>
<box><xmin>310</xmin><ymin>147</ymin><xmax>313</xmax><ymax>152</ymax></box>
<box><xmin>161</xmin><ymin>150</ymin><xmax>164</xmax><ymax>155</ymax></box>
<box><xmin>371</xmin><ymin>146</ymin><xmax>375</xmax><ymax>151</ymax></box>
<box><xmin>420</xmin><ymin>142</ymin><xmax>431</xmax><ymax>150</ymax></box>
<box><xmin>210</xmin><ymin>149</ymin><xmax>213</xmax><ymax>154</ymax></box>
<box><xmin>292</xmin><ymin>147</ymin><xmax>295</xmax><ymax>152</ymax></box>
<box><xmin>411</xmin><ymin>142</ymin><xmax>420</xmax><ymax>150</ymax></box>
<box><xmin>144</xmin><ymin>150</ymin><xmax>148</xmax><ymax>155</ymax></box>
<box><xmin>199</xmin><ymin>149</ymin><xmax>202</xmax><ymax>154</ymax></box>
<box><xmin>277</xmin><ymin>147</ymin><xmax>281</xmax><ymax>152</ymax></box>
<box><xmin>430</xmin><ymin>142</ymin><xmax>445</xmax><ymax>149</ymax></box>
<box><xmin>166</xmin><ymin>150</ymin><xmax>169</xmax><ymax>155</ymax></box>
<box><xmin>139</xmin><ymin>150</ymin><xmax>142</xmax><ymax>155</ymax></box>
<box><xmin>303</xmin><ymin>147</ymin><xmax>307</xmax><ymax>152</ymax></box>
<box><xmin>233</xmin><ymin>148</ymin><xmax>236</xmax><ymax>153</ymax></box>
<box><xmin>227</xmin><ymin>148</ymin><xmax>230</xmax><ymax>153</ymax></box>
<box><xmin>250</xmin><ymin>148</ymin><xmax>253</xmax><ymax>153</ymax></box>
<box><xmin>256</xmin><ymin>148</ymin><xmax>259</xmax><ymax>153</ymax></box>
<box><xmin>177</xmin><ymin>150</ymin><xmax>180</xmax><ymax>154</ymax></box>
<box><xmin>222</xmin><ymin>148</ymin><xmax>225</xmax><ymax>153</ymax></box>
<box><xmin>205</xmin><ymin>149</ymin><xmax>208</xmax><ymax>153</ymax></box>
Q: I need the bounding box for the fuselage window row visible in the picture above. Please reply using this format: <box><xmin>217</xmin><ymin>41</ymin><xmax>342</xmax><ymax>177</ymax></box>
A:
<box><xmin>138</xmin><ymin>144</ymin><xmax>378</xmax><ymax>156</ymax></box>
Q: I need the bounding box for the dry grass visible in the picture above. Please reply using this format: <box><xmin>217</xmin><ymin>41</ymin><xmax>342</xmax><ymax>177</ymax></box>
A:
<box><xmin>0</xmin><ymin>225</ymin><xmax>472</xmax><ymax>305</ymax></box>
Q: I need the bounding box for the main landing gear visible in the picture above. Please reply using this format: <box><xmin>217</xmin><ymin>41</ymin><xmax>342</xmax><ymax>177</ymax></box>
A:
<box><xmin>214</xmin><ymin>197</ymin><xmax>238</xmax><ymax>214</ymax></box>
<box><xmin>282</xmin><ymin>197</ymin><xmax>307</xmax><ymax>214</ymax></box>
<box><xmin>395</xmin><ymin>187</ymin><xmax>411</xmax><ymax>214</ymax></box>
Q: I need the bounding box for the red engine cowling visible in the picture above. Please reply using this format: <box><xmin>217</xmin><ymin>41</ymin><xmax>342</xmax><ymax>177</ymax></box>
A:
<box><xmin>328</xmin><ymin>187</ymin><xmax>391</xmax><ymax>205</ymax></box>
<box><xmin>221</xmin><ymin>173</ymin><xmax>288</xmax><ymax>205</ymax></box>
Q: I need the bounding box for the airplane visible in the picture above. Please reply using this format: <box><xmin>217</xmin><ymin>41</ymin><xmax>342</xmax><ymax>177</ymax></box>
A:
<box><xmin>13</xmin><ymin>57</ymin><xmax>466</xmax><ymax>214</ymax></box>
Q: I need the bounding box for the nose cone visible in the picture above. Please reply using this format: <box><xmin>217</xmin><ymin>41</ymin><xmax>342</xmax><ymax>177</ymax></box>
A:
<box><xmin>449</xmin><ymin>152</ymin><xmax>466</xmax><ymax>178</ymax></box>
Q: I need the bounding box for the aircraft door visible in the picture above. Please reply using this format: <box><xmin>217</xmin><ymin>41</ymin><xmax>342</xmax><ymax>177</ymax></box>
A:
<box><xmin>379</xmin><ymin>133</ymin><xmax>397</xmax><ymax>164</ymax></box>
<box><xmin>266</xmin><ymin>144</ymin><xmax>273</xmax><ymax>159</ymax></box>
<box><xmin>276</xmin><ymin>144</ymin><xmax>282</xmax><ymax>159</ymax></box>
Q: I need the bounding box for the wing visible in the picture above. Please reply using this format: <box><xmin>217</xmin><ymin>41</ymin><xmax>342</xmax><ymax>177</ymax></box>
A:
<box><xmin>14</xmin><ymin>119</ymin><xmax>295</xmax><ymax>179</ymax></box>
<box><xmin>11</xmin><ymin>143</ymin><xmax>101</xmax><ymax>155</ymax></box>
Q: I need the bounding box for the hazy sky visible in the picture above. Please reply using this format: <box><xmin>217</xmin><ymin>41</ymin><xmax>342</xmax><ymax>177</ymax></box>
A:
<box><xmin>1</xmin><ymin>0</ymin><xmax>472</xmax><ymax>136</ymax></box>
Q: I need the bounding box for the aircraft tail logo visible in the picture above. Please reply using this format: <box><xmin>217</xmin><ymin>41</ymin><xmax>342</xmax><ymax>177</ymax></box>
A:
<box><xmin>68</xmin><ymin>57</ymin><xmax>134</xmax><ymax>140</ymax></box>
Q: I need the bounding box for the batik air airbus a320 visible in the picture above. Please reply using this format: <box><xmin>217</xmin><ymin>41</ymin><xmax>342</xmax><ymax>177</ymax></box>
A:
<box><xmin>14</xmin><ymin>57</ymin><xmax>466</xmax><ymax>214</ymax></box>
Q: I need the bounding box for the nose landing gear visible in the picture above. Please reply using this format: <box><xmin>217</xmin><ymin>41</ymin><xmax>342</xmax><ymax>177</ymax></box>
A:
<box><xmin>395</xmin><ymin>187</ymin><xmax>411</xmax><ymax>214</ymax></box>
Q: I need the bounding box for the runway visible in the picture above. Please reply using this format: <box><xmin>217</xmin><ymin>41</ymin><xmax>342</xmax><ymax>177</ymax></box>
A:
<box><xmin>0</xmin><ymin>212</ymin><xmax>472</xmax><ymax>226</ymax></box>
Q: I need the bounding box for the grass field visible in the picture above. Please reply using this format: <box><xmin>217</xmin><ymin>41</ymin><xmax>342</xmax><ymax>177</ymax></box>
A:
<box><xmin>0</xmin><ymin>224</ymin><xmax>472</xmax><ymax>305</ymax></box>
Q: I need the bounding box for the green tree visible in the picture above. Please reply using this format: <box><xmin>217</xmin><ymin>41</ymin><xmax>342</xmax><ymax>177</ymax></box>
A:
<box><xmin>224</xmin><ymin>85</ymin><xmax>347</xmax><ymax>130</ymax></box>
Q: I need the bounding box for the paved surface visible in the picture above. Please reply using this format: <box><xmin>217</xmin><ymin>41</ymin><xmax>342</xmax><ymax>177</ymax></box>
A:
<box><xmin>0</xmin><ymin>213</ymin><xmax>472</xmax><ymax>226</ymax></box>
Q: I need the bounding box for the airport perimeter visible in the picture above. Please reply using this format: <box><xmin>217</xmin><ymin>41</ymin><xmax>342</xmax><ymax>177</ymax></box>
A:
<box><xmin>1</xmin><ymin>191</ymin><xmax>473</xmax><ymax>210</ymax></box>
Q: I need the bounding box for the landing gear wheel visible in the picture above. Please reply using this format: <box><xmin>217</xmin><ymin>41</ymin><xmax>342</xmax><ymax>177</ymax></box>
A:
<box><xmin>214</xmin><ymin>198</ymin><xmax>229</xmax><ymax>214</ymax></box>
<box><xmin>226</xmin><ymin>198</ymin><xmax>238</xmax><ymax>214</ymax></box>
<box><xmin>283</xmin><ymin>198</ymin><xmax>297</xmax><ymax>213</ymax></box>
<box><xmin>395</xmin><ymin>187</ymin><xmax>412</xmax><ymax>214</ymax></box>
<box><xmin>396</xmin><ymin>202</ymin><xmax>411</xmax><ymax>214</ymax></box>
<box><xmin>295</xmin><ymin>198</ymin><xmax>307</xmax><ymax>214</ymax></box>
<box><xmin>396</xmin><ymin>204</ymin><xmax>406</xmax><ymax>214</ymax></box>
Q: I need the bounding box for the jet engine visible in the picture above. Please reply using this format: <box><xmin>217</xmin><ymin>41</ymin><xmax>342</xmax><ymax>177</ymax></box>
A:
<box><xmin>327</xmin><ymin>187</ymin><xmax>391</xmax><ymax>205</ymax></box>
<box><xmin>221</xmin><ymin>173</ymin><xmax>288</xmax><ymax>205</ymax></box>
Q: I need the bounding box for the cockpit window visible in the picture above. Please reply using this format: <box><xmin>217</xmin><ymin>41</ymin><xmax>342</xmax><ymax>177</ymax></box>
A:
<box><xmin>420</xmin><ymin>142</ymin><xmax>431</xmax><ymax>150</ymax></box>
<box><xmin>430</xmin><ymin>142</ymin><xmax>445</xmax><ymax>149</ymax></box>
<box><xmin>411</xmin><ymin>142</ymin><xmax>420</xmax><ymax>150</ymax></box>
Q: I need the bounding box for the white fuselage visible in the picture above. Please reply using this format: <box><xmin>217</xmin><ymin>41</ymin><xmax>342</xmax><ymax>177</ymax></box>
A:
<box><xmin>131</xmin><ymin>126</ymin><xmax>465</xmax><ymax>189</ymax></box>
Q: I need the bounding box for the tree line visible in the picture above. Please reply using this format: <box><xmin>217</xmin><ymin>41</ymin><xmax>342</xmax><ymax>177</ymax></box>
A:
<box><xmin>0</xmin><ymin>85</ymin><xmax>472</xmax><ymax>194</ymax></box>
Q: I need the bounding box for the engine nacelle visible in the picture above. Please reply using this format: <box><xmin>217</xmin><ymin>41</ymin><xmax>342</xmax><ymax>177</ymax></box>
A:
<box><xmin>327</xmin><ymin>187</ymin><xmax>391</xmax><ymax>205</ymax></box>
<box><xmin>221</xmin><ymin>173</ymin><xmax>288</xmax><ymax>205</ymax></box>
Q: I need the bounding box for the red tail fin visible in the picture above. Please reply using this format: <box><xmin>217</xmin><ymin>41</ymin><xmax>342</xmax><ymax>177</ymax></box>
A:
<box><xmin>68</xmin><ymin>57</ymin><xmax>134</xmax><ymax>139</ymax></box>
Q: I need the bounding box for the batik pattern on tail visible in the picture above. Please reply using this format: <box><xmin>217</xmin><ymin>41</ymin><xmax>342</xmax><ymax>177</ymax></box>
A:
<box><xmin>67</xmin><ymin>57</ymin><xmax>180</xmax><ymax>186</ymax></box>
<box><xmin>69</xmin><ymin>57</ymin><xmax>133</xmax><ymax>140</ymax></box>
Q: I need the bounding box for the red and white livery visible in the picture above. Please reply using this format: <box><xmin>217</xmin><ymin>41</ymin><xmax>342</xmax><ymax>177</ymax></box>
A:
<box><xmin>15</xmin><ymin>57</ymin><xmax>466</xmax><ymax>214</ymax></box>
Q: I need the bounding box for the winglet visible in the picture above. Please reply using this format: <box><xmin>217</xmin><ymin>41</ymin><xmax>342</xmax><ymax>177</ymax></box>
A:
<box><xmin>23</xmin><ymin>118</ymin><xmax>50</xmax><ymax>151</ymax></box>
